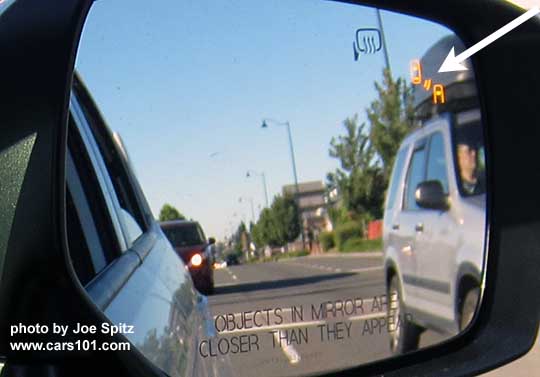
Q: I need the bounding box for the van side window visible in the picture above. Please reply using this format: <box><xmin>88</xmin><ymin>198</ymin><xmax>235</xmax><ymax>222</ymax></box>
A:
<box><xmin>403</xmin><ymin>145</ymin><xmax>427</xmax><ymax>210</ymax></box>
<box><xmin>426</xmin><ymin>132</ymin><xmax>449</xmax><ymax>193</ymax></box>
<box><xmin>386</xmin><ymin>148</ymin><xmax>408</xmax><ymax>210</ymax></box>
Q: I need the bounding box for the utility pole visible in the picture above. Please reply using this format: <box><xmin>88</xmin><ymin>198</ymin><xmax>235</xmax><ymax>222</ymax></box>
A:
<box><xmin>261</xmin><ymin>119</ymin><xmax>306</xmax><ymax>250</ymax></box>
<box><xmin>376</xmin><ymin>8</ymin><xmax>391</xmax><ymax>72</ymax></box>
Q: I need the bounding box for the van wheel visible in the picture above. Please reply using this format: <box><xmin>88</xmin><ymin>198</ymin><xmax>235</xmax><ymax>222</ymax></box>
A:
<box><xmin>459</xmin><ymin>287</ymin><xmax>480</xmax><ymax>331</ymax></box>
<box><xmin>388</xmin><ymin>276</ymin><xmax>422</xmax><ymax>354</ymax></box>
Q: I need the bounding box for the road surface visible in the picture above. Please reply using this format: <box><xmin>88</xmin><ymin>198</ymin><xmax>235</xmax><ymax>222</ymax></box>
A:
<box><xmin>207</xmin><ymin>254</ymin><xmax>445</xmax><ymax>377</ymax></box>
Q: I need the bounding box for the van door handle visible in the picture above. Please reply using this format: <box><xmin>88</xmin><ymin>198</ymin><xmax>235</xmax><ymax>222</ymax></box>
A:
<box><xmin>415</xmin><ymin>223</ymin><xmax>424</xmax><ymax>232</ymax></box>
<box><xmin>392</xmin><ymin>224</ymin><xmax>400</xmax><ymax>230</ymax></box>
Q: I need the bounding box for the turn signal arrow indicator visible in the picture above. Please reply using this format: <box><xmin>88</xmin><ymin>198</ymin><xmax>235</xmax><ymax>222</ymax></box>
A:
<box><xmin>439</xmin><ymin>7</ymin><xmax>540</xmax><ymax>72</ymax></box>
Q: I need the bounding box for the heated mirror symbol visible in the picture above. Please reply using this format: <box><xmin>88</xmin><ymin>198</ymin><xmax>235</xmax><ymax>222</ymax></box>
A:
<box><xmin>353</xmin><ymin>28</ymin><xmax>382</xmax><ymax>61</ymax></box>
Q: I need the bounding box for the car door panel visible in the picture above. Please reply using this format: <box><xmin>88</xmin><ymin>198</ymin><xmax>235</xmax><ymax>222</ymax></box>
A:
<box><xmin>397</xmin><ymin>139</ymin><xmax>428</xmax><ymax>308</ymax></box>
<box><xmin>414</xmin><ymin>125</ymin><xmax>459</xmax><ymax>328</ymax></box>
<box><xmin>395</xmin><ymin>211</ymin><xmax>419</xmax><ymax>304</ymax></box>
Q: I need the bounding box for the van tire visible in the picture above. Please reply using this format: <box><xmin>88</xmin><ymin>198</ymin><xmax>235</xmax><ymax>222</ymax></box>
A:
<box><xmin>388</xmin><ymin>276</ymin><xmax>422</xmax><ymax>354</ymax></box>
<box><xmin>459</xmin><ymin>287</ymin><xmax>480</xmax><ymax>331</ymax></box>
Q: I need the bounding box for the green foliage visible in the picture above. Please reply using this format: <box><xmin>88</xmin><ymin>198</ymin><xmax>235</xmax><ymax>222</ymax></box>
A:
<box><xmin>255</xmin><ymin>208</ymin><xmax>275</xmax><ymax>246</ymax></box>
<box><xmin>328</xmin><ymin>115</ymin><xmax>386</xmax><ymax>221</ymax></box>
<box><xmin>274</xmin><ymin>249</ymin><xmax>309</xmax><ymax>260</ymax></box>
<box><xmin>247</xmin><ymin>249</ymin><xmax>310</xmax><ymax>264</ymax></box>
<box><xmin>271</xmin><ymin>194</ymin><xmax>300</xmax><ymax>246</ymax></box>
<box><xmin>251</xmin><ymin>194</ymin><xmax>300</xmax><ymax>248</ymax></box>
<box><xmin>326</xmin><ymin>195</ymin><xmax>351</xmax><ymax>226</ymax></box>
<box><xmin>250</xmin><ymin>221</ymin><xmax>264</xmax><ymax>248</ymax></box>
<box><xmin>319</xmin><ymin>231</ymin><xmax>335</xmax><ymax>252</ymax></box>
<box><xmin>233</xmin><ymin>222</ymin><xmax>248</xmax><ymax>252</ymax></box>
<box><xmin>158</xmin><ymin>203</ymin><xmax>186</xmax><ymax>222</ymax></box>
<box><xmin>334</xmin><ymin>221</ymin><xmax>363</xmax><ymax>251</ymax></box>
<box><xmin>233</xmin><ymin>242</ymin><xmax>242</xmax><ymax>253</ymax></box>
<box><xmin>340</xmin><ymin>237</ymin><xmax>382</xmax><ymax>253</ymax></box>
<box><xmin>327</xmin><ymin>69</ymin><xmax>416</xmax><ymax>224</ymax></box>
<box><xmin>367</xmin><ymin>68</ymin><xmax>416</xmax><ymax>181</ymax></box>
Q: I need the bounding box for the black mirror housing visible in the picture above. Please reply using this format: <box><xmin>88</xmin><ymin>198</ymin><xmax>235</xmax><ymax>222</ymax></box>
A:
<box><xmin>2</xmin><ymin>1</ymin><xmax>540</xmax><ymax>377</ymax></box>
<box><xmin>415</xmin><ymin>180</ymin><xmax>449</xmax><ymax>210</ymax></box>
<box><xmin>208</xmin><ymin>237</ymin><xmax>216</xmax><ymax>245</ymax></box>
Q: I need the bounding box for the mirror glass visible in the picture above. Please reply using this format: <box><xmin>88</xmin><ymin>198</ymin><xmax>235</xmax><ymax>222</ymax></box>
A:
<box><xmin>75</xmin><ymin>0</ymin><xmax>487</xmax><ymax>375</ymax></box>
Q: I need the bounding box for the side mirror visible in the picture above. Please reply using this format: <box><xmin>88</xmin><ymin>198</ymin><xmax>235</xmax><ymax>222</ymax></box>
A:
<box><xmin>415</xmin><ymin>180</ymin><xmax>449</xmax><ymax>210</ymax></box>
<box><xmin>208</xmin><ymin>237</ymin><xmax>216</xmax><ymax>245</ymax></box>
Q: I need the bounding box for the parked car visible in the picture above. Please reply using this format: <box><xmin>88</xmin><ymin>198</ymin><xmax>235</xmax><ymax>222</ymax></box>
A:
<box><xmin>225</xmin><ymin>253</ymin><xmax>240</xmax><ymax>266</ymax></box>
<box><xmin>383</xmin><ymin>35</ymin><xmax>486</xmax><ymax>354</ymax></box>
<box><xmin>160</xmin><ymin>220</ymin><xmax>215</xmax><ymax>295</ymax></box>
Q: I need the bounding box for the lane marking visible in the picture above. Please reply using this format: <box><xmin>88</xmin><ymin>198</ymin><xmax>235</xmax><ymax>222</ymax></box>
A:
<box><xmin>285</xmin><ymin>261</ymin><xmax>383</xmax><ymax>275</ymax></box>
<box><xmin>215</xmin><ymin>267</ymin><xmax>240</xmax><ymax>286</ymax></box>
<box><xmin>279</xmin><ymin>252</ymin><xmax>382</xmax><ymax>260</ymax></box>
<box><xmin>273</xmin><ymin>330</ymin><xmax>301</xmax><ymax>364</ymax></box>
<box><xmin>215</xmin><ymin>282</ymin><xmax>242</xmax><ymax>287</ymax></box>
<box><xmin>348</xmin><ymin>266</ymin><xmax>384</xmax><ymax>273</ymax></box>
<box><xmin>215</xmin><ymin>266</ymin><xmax>382</xmax><ymax>287</ymax></box>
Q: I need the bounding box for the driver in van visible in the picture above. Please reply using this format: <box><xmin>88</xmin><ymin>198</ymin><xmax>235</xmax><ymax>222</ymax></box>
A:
<box><xmin>456</xmin><ymin>138</ymin><xmax>484</xmax><ymax>195</ymax></box>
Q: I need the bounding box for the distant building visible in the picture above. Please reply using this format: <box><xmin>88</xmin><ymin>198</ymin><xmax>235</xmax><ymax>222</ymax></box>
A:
<box><xmin>282</xmin><ymin>180</ymin><xmax>332</xmax><ymax>249</ymax></box>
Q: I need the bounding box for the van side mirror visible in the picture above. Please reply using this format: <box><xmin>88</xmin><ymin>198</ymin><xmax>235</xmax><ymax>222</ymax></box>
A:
<box><xmin>415</xmin><ymin>180</ymin><xmax>449</xmax><ymax>210</ymax></box>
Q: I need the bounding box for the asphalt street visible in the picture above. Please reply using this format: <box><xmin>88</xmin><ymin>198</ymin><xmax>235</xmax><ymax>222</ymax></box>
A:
<box><xmin>207</xmin><ymin>254</ymin><xmax>446</xmax><ymax>377</ymax></box>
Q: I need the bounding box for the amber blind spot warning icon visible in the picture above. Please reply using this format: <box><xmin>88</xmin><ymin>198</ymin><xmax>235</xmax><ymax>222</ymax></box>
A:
<box><xmin>410</xmin><ymin>59</ymin><xmax>446</xmax><ymax>105</ymax></box>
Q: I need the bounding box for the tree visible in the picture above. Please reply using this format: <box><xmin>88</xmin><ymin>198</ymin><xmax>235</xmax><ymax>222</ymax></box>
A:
<box><xmin>255</xmin><ymin>208</ymin><xmax>276</xmax><ymax>247</ymax></box>
<box><xmin>158</xmin><ymin>204</ymin><xmax>186</xmax><ymax>222</ymax></box>
<box><xmin>233</xmin><ymin>222</ymin><xmax>248</xmax><ymax>253</ymax></box>
<box><xmin>252</xmin><ymin>194</ymin><xmax>300</xmax><ymax>249</ymax></box>
<box><xmin>328</xmin><ymin>115</ymin><xmax>386</xmax><ymax>222</ymax></box>
<box><xmin>270</xmin><ymin>194</ymin><xmax>300</xmax><ymax>248</ymax></box>
<box><xmin>367</xmin><ymin>68</ymin><xmax>416</xmax><ymax>181</ymax></box>
<box><xmin>250</xmin><ymin>221</ymin><xmax>264</xmax><ymax>249</ymax></box>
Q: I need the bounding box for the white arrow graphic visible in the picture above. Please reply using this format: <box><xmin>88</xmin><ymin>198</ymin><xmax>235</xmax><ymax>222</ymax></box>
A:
<box><xmin>439</xmin><ymin>7</ymin><xmax>540</xmax><ymax>72</ymax></box>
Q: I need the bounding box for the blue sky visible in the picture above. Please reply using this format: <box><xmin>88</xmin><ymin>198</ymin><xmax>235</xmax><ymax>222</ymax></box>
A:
<box><xmin>75</xmin><ymin>0</ymin><xmax>451</xmax><ymax>239</ymax></box>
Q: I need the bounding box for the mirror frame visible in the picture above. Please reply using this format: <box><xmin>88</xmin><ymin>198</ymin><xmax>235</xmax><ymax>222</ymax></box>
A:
<box><xmin>0</xmin><ymin>0</ymin><xmax>538</xmax><ymax>376</ymax></box>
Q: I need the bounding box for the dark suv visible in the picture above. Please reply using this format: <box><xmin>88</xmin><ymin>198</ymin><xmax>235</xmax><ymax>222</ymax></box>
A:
<box><xmin>160</xmin><ymin>221</ymin><xmax>215</xmax><ymax>295</ymax></box>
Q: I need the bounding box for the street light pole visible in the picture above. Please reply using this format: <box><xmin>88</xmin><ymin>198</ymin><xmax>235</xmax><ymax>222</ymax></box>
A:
<box><xmin>247</xmin><ymin>170</ymin><xmax>270</xmax><ymax>208</ymax></box>
<box><xmin>284</xmin><ymin>122</ymin><xmax>301</xmax><ymax>198</ymax></box>
<box><xmin>261</xmin><ymin>118</ymin><xmax>306</xmax><ymax>250</ymax></box>
<box><xmin>239</xmin><ymin>196</ymin><xmax>255</xmax><ymax>224</ymax></box>
<box><xmin>375</xmin><ymin>8</ymin><xmax>391</xmax><ymax>72</ymax></box>
<box><xmin>261</xmin><ymin>173</ymin><xmax>269</xmax><ymax>208</ymax></box>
